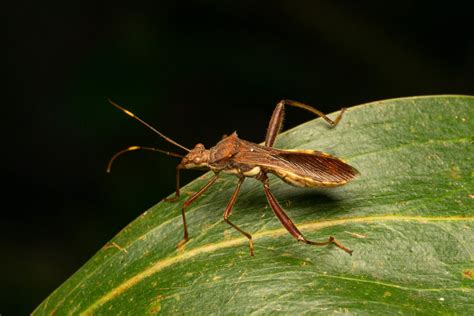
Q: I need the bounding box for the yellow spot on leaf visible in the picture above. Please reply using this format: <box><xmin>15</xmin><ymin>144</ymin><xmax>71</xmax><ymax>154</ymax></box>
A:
<box><xmin>149</xmin><ymin>295</ymin><xmax>162</xmax><ymax>315</ymax></box>
<box><xmin>344</xmin><ymin>231</ymin><xmax>368</xmax><ymax>238</ymax></box>
<box><xmin>450</xmin><ymin>165</ymin><xmax>461</xmax><ymax>179</ymax></box>
<box><xmin>463</xmin><ymin>270</ymin><xmax>473</xmax><ymax>279</ymax></box>
<box><xmin>103</xmin><ymin>242</ymin><xmax>128</xmax><ymax>254</ymax></box>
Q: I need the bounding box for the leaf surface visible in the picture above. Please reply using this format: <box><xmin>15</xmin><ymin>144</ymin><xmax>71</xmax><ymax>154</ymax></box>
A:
<box><xmin>34</xmin><ymin>96</ymin><xmax>474</xmax><ymax>315</ymax></box>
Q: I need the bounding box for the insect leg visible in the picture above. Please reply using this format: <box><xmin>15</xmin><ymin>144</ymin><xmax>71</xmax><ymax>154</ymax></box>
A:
<box><xmin>262</xmin><ymin>179</ymin><xmax>352</xmax><ymax>255</ymax></box>
<box><xmin>176</xmin><ymin>173</ymin><xmax>219</xmax><ymax>248</ymax></box>
<box><xmin>265</xmin><ymin>100</ymin><xmax>286</xmax><ymax>147</ymax></box>
<box><xmin>223</xmin><ymin>178</ymin><xmax>255</xmax><ymax>256</ymax></box>
<box><xmin>265</xmin><ymin>99</ymin><xmax>346</xmax><ymax>147</ymax></box>
<box><xmin>165</xmin><ymin>166</ymin><xmax>182</xmax><ymax>202</ymax></box>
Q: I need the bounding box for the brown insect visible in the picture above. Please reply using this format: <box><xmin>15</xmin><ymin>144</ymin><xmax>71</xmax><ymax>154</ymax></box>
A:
<box><xmin>108</xmin><ymin>99</ymin><xmax>359</xmax><ymax>256</ymax></box>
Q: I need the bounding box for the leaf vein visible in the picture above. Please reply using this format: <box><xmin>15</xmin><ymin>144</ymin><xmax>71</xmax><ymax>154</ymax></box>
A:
<box><xmin>79</xmin><ymin>215</ymin><xmax>474</xmax><ymax>315</ymax></box>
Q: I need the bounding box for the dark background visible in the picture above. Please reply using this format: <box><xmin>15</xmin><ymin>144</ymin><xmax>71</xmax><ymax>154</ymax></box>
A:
<box><xmin>5</xmin><ymin>1</ymin><xmax>473</xmax><ymax>314</ymax></box>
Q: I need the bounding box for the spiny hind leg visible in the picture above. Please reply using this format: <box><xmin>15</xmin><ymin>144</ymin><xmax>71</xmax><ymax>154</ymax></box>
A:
<box><xmin>264</xmin><ymin>99</ymin><xmax>346</xmax><ymax>147</ymax></box>
<box><xmin>261</xmin><ymin>177</ymin><xmax>352</xmax><ymax>255</ymax></box>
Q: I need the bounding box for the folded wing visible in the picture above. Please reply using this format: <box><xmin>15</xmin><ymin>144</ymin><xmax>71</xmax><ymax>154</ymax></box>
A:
<box><xmin>233</xmin><ymin>145</ymin><xmax>359</xmax><ymax>187</ymax></box>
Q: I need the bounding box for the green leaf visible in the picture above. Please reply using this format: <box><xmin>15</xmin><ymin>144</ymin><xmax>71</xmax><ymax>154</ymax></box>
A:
<box><xmin>34</xmin><ymin>96</ymin><xmax>473</xmax><ymax>315</ymax></box>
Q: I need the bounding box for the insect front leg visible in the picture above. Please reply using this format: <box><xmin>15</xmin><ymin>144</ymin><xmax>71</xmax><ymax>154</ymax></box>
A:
<box><xmin>261</xmin><ymin>176</ymin><xmax>352</xmax><ymax>255</ymax></box>
<box><xmin>265</xmin><ymin>99</ymin><xmax>346</xmax><ymax>147</ymax></box>
<box><xmin>176</xmin><ymin>173</ymin><xmax>219</xmax><ymax>249</ymax></box>
<box><xmin>223</xmin><ymin>177</ymin><xmax>255</xmax><ymax>256</ymax></box>
<box><xmin>164</xmin><ymin>166</ymin><xmax>182</xmax><ymax>202</ymax></box>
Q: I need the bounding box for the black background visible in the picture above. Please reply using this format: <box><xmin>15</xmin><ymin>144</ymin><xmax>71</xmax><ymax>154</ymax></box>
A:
<box><xmin>5</xmin><ymin>1</ymin><xmax>473</xmax><ymax>314</ymax></box>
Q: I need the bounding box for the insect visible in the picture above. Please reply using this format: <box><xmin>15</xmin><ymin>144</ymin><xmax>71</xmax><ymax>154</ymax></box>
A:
<box><xmin>108</xmin><ymin>99</ymin><xmax>359</xmax><ymax>256</ymax></box>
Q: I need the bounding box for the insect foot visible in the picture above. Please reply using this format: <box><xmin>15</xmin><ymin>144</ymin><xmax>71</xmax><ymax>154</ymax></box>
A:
<box><xmin>300</xmin><ymin>235</ymin><xmax>353</xmax><ymax>256</ymax></box>
<box><xmin>176</xmin><ymin>237</ymin><xmax>189</xmax><ymax>249</ymax></box>
<box><xmin>164</xmin><ymin>196</ymin><xmax>180</xmax><ymax>203</ymax></box>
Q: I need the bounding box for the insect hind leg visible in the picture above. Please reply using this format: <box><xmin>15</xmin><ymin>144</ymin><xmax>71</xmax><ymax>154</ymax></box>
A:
<box><xmin>264</xmin><ymin>99</ymin><xmax>346</xmax><ymax>147</ymax></box>
<box><xmin>300</xmin><ymin>236</ymin><xmax>353</xmax><ymax>255</ymax></box>
<box><xmin>262</xmin><ymin>178</ymin><xmax>352</xmax><ymax>255</ymax></box>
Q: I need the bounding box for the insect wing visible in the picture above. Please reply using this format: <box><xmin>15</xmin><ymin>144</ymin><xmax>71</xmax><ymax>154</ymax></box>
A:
<box><xmin>273</xmin><ymin>150</ymin><xmax>358</xmax><ymax>183</ymax></box>
<box><xmin>234</xmin><ymin>147</ymin><xmax>359</xmax><ymax>186</ymax></box>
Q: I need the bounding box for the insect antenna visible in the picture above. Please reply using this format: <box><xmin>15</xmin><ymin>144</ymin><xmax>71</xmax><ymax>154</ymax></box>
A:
<box><xmin>107</xmin><ymin>146</ymin><xmax>183</xmax><ymax>173</ymax></box>
<box><xmin>108</xmin><ymin>98</ymin><xmax>191</xmax><ymax>152</ymax></box>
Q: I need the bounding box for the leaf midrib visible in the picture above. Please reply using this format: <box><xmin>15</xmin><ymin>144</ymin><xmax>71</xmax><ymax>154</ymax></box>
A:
<box><xmin>73</xmin><ymin>215</ymin><xmax>473</xmax><ymax>315</ymax></box>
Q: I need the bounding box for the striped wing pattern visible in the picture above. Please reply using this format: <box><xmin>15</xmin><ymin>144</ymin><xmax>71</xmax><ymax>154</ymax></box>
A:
<box><xmin>233</xmin><ymin>143</ymin><xmax>358</xmax><ymax>185</ymax></box>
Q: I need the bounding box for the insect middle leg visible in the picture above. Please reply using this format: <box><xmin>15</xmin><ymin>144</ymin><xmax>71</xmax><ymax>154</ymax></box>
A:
<box><xmin>261</xmin><ymin>177</ymin><xmax>352</xmax><ymax>255</ymax></box>
<box><xmin>265</xmin><ymin>99</ymin><xmax>346</xmax><ymax>147</ymax></box>
<box><xmin>223</xmin><ymin>178</ymin><xmax>255</xmax><ymax>256</ymax></box>
<box><xmin>176</xmin><ymin>173</ymin><xmax>219</xmax><ymax>248</ymax></box>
